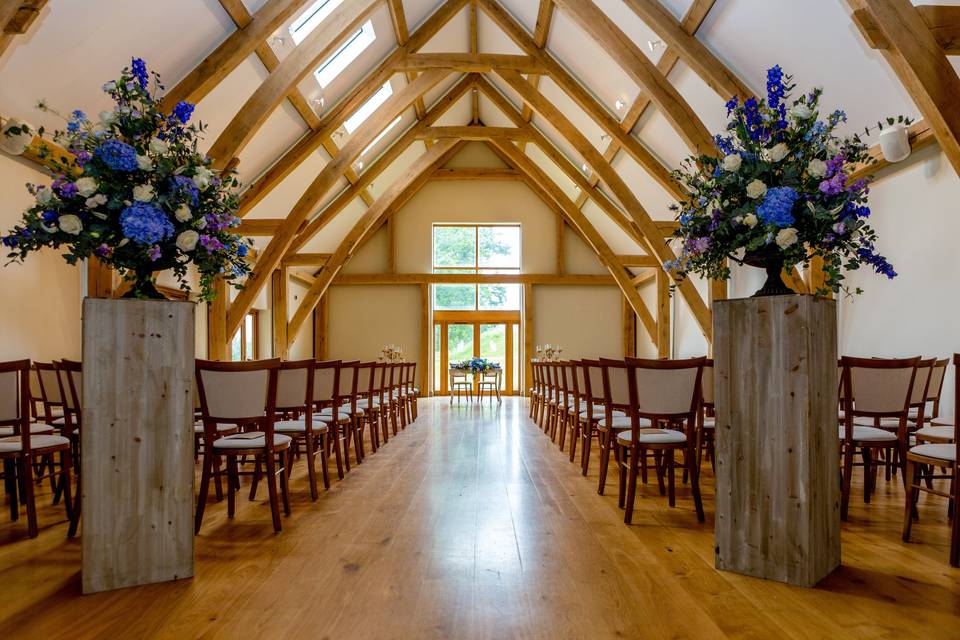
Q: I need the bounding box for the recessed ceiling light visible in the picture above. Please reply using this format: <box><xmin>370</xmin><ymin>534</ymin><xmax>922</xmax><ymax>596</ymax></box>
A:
<box><xmin>648</xmin><ymin>39</ymin><xmax>663</xmax><ymax>53</ymax></box>
<box><xmin>270</xmin><ymin>36</ymin><xmax>286</xmax><ymax>47</ymax></box>
<box><xmin>356</xmin><ymin>160</ymin><xmax>364</xmax><ymax>170</ymax></box>
<box><xmin>615</xmin><ymin>100</ymin><xmax>625</xmax><ymax>111</ymax></box>
<box><xmin>312</xmin><ymin>96</ymin><xmax>325</xmax><ymax>111</ymax></box>
<box><xmin>581</xmin><ymin>162</ymin><xmax>589</xmax><ymax>173</ymax></box>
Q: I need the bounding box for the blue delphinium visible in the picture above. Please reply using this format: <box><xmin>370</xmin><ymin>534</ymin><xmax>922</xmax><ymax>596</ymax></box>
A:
<box><xmin>170</xmin><ymin>175</ymin><xmax>199</xmax><ymax>205</ymax></box>
<box><xmin>94</xmin><ymin>140</ymin><xmax>139</xmax><ymax>171</ymax></box>
<box><xmin>120</xmin><ymin>202</ymin><xmax>174</xmax><ymax>245</ymax></box>
<box><xmin>131</xmin><ymin>57</ymin><xmax>148</xmax><ymax>89</ymax></box>
<box><xmin>756</xmin><ymin>187</ymin><xmax>799</xmax><ymax>228</ymax></box>
<box><xmin>172</xmin><ymin>101</ymin><xmax>195</xmax><ymax>124</ymax></box>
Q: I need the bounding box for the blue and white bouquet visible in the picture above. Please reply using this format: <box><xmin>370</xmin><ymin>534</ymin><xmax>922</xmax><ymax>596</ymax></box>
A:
<box><xmin>667</xmin><ymin>65</ymin><xmax>896</xmax><ymax>296</ymax></box>
<box><xmin>452</xmin><ymin>357</ymin><xmax>501</xmax><ymax>374</ymax></box>
<box><xmin>1</xmin><ymin>58</ymin><xmax>251</xmax><ymax>300</ymax></box>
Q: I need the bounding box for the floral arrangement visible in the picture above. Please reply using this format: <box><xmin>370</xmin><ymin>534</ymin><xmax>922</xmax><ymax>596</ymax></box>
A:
<box><xmin>378</xmin><ymin>344</ymin><xmax>405</xmax><ymax>363</ymax></box>
<box><xmin>0</xmin><ymin>58</ymin><xmax>251</xmax><ymax>300</ymax></box>
<box><xmin>451</xmin><ymin>357</ymin><xmax>501</xmax><ymax>374</ymax></box>
<box><xmin>666</xmin><ymin>65</ymin><xmax>895</xmax><ymax>296</ymax></box>
<box><xmin>533</xmin><ymin>344</ymin><xmax>563</xmax><ymax>362</ymax></box>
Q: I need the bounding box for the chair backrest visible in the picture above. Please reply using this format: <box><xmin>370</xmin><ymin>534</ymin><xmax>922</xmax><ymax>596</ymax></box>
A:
<box><xmin>355</xmin><ymin>362</ymin><xmax>374</xmax><ymax>398</ymax></box>
<box><xmin>911</xmin><ymin>358</ymin><xmax>935</xmax><ymax>407</ymax></box>
<box><xmin>625</xmin><ymin>356</ymin><xmax>705</xmax><ymax>419</ymax></box>
<box><xmin>573</xmin><ymin>361</ymin><xmax>587</xmax><ymax>401</ymax></box>
<box><xmin>953</xmin><ymin>354</ymin><xmax>959</xmax><ymax>462</ymax></box>
<box><xmin>928</xmin><ymin>358</ymin><xmax>949</xmax><ymax>405</ymax></box>
<box><xmin>275</xmin><ymin>359</ymin><xmax>314</xmax><ymax>412</ymax></box>
<box><xmin>195</xmin><ymin>358</ymin><xmax>280</xmax><ymax>427</ymax></box>
<box><xmin>599</xmin><ymin>358</ymin><xmax>630</xmax><ymax>412</ymax></box>
<box><xmin>701</xmin><ymin>359</ymin><xmax>714</xmax><ymax>407</ymax></box>
<box><xmin>336</xmin><ymin>361</ymin><xmax>359</xmax><ymax>402</ymax></box>
<box><xmin>34</xmin><ymin>361</ymin><xmax>63</xmax><ymax>419</ymax></box>
<box><xmin>450</xmin><ymin>368</ymin><xmax>467</xmax><ymax>381</ymax></box>
<box><xmin>841</xmin><ymin>356</ymin><xmax>919</xmax><ymax>417</ymax></box>
<box><xmin>372</xmin><ymin>362</ymin><xmax>387</xmax><ymax>403</ymax></box>
<box><xmin>312</xmin><ymin>360</ymin><xmax>340</xmax><ymax>405</ymax></box>
<box><xmin>0</xmin><ymin>360</ymin><xmax>36</xmax><ymax>455</ymax></box>
<box><xmin>28</xmin><ymin>366</ymin><xmax>42</xmax><ymax>419</ymax></box>
<box><xmin>584</xmin><ymin>359</ymin><xmax>604</xmax><ymax>405</ymax></box>
<box><xmin>56</xmin><ymin>360</ymin><xmax>82</xmax><ymax>432</ymax></box>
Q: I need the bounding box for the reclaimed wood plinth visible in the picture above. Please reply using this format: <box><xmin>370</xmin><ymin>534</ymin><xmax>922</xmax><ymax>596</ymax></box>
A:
<box><xmin>713</xmin><ymin>295</ymin><xmax>840</xmax><ymax>587</ymax></box>
<box><xmin>81</xmin><ymin>298</ymin><xmax>195</xmax><ymax>594</ymax></box>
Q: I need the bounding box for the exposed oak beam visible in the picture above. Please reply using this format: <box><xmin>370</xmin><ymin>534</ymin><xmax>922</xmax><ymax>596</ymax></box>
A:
<box><xmin>332</xmin><ymin>272</ymin><xmax>616</xmax><ymax>285</ymax></box>
<box><xmin>430</xmin><ymin>167</ymin><xmax>522</xmax><ymax>180</ymax></box>
<box><xmin>397</xmin><ymin>52</ymin><xmax>544</xmax><ymax>73</ymax></box>
<box><xmin>847</xmin><ymin>120</ymin><xmax>937</xmax><ymax>182</ymax></box>
<box><xmin>0</xmin><ymin>0</ymin><xmax>45</xmax><ymax>58</ymax></box>
<box><xmin>418</xmin><ymin>126</ymin><xmax>531</xmax><ymax>140</ymax></box>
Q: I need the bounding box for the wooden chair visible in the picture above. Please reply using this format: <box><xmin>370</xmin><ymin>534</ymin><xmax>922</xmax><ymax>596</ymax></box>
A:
<box><xmin>697</xmin><ymin>359</ymin><xmax>716</xmax><ymax>471</ymax></box>
<box><xmin>0</xmin><ymin>359</ymin><xmax>75</xmax><ymax>539</ymax></box>
<box><xmin>565</xmin><ymin>360</ymin><xmax>586</xmax><ymax>462</ymax></box>
<box><xmin>577</xmin><ymin>359</ymin><xmax>624</xmax><ymax>478</ymax></box>
<box><xmin>311</xmin><ymin>360</ymin><xmax>351</xmax><ymax>480</ymax></box>
<box><xmin>478</xmin><ymin>369</ymin><xmax>502</xmax><ymax>404</ymax></box>
<box><xmin>34</xmin><ymin>361</ymin><xmax>65</xmax><ymax>429</ymax></box>
<box><xmin>609</xmin><ymin>357</ymin><xmax>706</xmax><ymax>524</ymax></box>
<box><xmin>353</xmin><ymin>362</ymin><xmax>380</xmax><ymax>454</ymax></box>
<box><xmin>334</xmin><ymin>360</ymin><xmax>363</xmax><ymax>468</ymax></box>
<box><xmin>839</xmin><ymin>356</ymin><xmax>920</xmax><ymax>520</ymax></box>
<box><xmin>596</xmin><ymin>359</ymin><xmax>634</xmax><ymax>496</ymax></box>
<box><xmin>556</xmin><ymin>362</ymin><xmax>576</xmax><ymax>450</ymax></box>
<box><xmin>195</xmin><ymin>358</ymin><xmax>290</xmax><ymax>534</ymax></box>
<box><xmin>903</xmin><ymin>353</ymin><xmax>959</xmax><ymax>565</ymax></box>
<box><xmin>406</xmin><ymin>362</ymin><xmax>419</xmax><ymax>421</ymax></box>
<box><xmin>916</xmin><ymin>358</ymin><xmax>949</xmax><ymax>423</ymax></box>
<box><xmin>386</xmin><ymin>363</ymin><xmax>405</xmax><ymax>432</ymax></box>
<box><xmin>54</xmin><ymin>360</ymin><xmax>82</xmax><ymax>476</ymax></box>
<box><xmin>449</xmin><ymin>368</ymin><xmax>472</xmax><ymax>403</ymax></box>
<box><xmin>273</xmin><ymin>359</ymin><xmax>329</xmax><ymax>500</ymax></box>
<box><xmin>528</xmin><ymin>361</ymin><xmax>540</xmax><ymax>420</ymax></box>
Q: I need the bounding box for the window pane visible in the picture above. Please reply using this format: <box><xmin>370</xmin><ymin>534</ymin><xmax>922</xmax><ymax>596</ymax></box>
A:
<box><xmin>314</xmin><ymin>21</ymin><xmax>376</xmax><ymax>89</ymax></box>
<box><xmin>447</xmin><ymin>324</ymin><xmax>474</xmax><ymax>367</ymax></box>
<box><xmin>512</xmin><ymin>323</ymin><xmax>519</xmax><ymax>392</ymax></box>
<box><xmin>290</xmin><ymin>0</ymin><xmax>345</xmax><ymax>45</ymax></box>
<box><xmin>479</xmin><ymin>324</ymin><xmax>506</xmax><ymax>390</ymax></box>
<box><xmin>479</xmin><ymin>283</ymin><xmax>520</xmax><ymax>310</ymax></box>
<box><xmin>433</xmin><ymin>226</ymin><xmax>476</xmax><ymax>268</ymax></box>
<box><xmin>434</xmin><ymin>324</ymin><xmax>441</xmax><ymax>392</ymax></box>
<box><xmin>344</xmin><ymin>80</ymin><xmax>391</xmax><ymax>132</ymax></box>
<box><xmin>478</xmin><ymin>226</ymin><xmax>520</xmax><ymax>269</ymax></box>
<box><xmin>434</xmin><ymin>284</ymin><xmax>476</xmax><ymax>310</ymax></box>
<box><xmin>230</xmin><ymin>331</ymin><xmax>242</xmax><ymax>362</ymax></box>
<box><xmin>245</xmin><ymin>314</ymin><xmax>255</xmax><ymax>360</ymax></box>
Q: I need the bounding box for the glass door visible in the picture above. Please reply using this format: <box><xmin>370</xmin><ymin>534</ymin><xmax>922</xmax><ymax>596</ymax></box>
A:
<box><xmin>434</xmin><ymin>312</ymin><xmax>520</xmax><ymax>395</ymax></box>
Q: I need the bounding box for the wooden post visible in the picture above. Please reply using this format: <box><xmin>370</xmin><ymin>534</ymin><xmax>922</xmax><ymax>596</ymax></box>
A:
<box><xmin>207</xmin><ymin>276</ymin><xmax>228</xmax><ymax>361</ymax></box>
<box><xmin>555</xmin><ymin>217</ymin><xmax>565</xmax><ymax>274</ymax></box>
<box><xmin>86</xmin><ymin>258</ymin><xmax>114</xmax><ymax>299</ymax></box>
<box><xmin>271</xmin><ymin>267</ymin><xmax>289</xmax><ymax>359</ymax></box>
<box><xmin>656</xmin><ymin>269</ymin><xmax>670</xmax><ymax>358</ymax></box>
<box><xmin>420</xmin><ymin>283</ymin><xmax>430</xmax><ymax>395</ymax></box>
<box><xmin>314</xmin><ymin>291</ymin><xmax>329</xmax><ymax>360</ymax></box>
<box><xmin>387</xmin><ymin>217</ymin><xmax>397</xmax><ymax>273</ymax></box>
<box><xmin>621</xmin><ymin>296</ymin><xmax>636</xmax><ymax>357</ymax></box>
<box><xmin>713</xmin><ymin>295</ymin><xmax>840</xmax><ymax>587</ymax></box>
<box><xmin>523</xmin><ymin>282</ymin><xmax>534</xmax><ymax>397</ymax></box>
<box><xmin>81</xmin><ymin>298</ymin><xmax>195</xmax><ymax>593</ymax></box>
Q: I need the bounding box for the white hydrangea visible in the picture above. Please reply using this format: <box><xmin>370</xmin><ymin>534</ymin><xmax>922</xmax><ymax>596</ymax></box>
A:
<box><xmin>766</xmin><ymin>143</ymin><xmax>789</xmax><ymax>162</ymax></box>
<box><xmin>790</xmin><ymin>103</ymin><xmax>813</xmax><ymax>120</ymax></box>
<box><xmin>148</xmin><ymin>138</ymin><xmax>169</xmax><ymax>154</ymax></box>
<box><xmin>192</xmin><ymin>167</ymin><xmax>214</xmax><ymax>190</ymax></box>
<box><xmin>35</xmin><ymin>187</ymin><xmax>54</xmax><ymax>205</ymax></box>
<box><xmin>85</xmin><ymin>194</ymin><xmax>108</xmax><ymax>209</ymax></box>
<box><xmin>136</xmin><ymin>154</ymin><xmax>154</xmax><ymax>171</ymax></box>
<box><xmin>743</xmin><ymin>213</ymin><xmax>758</xmax><ymax>228</ymax></box>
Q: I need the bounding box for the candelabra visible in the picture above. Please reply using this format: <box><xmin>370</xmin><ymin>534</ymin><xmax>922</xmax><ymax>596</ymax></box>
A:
<box><xmin>378</xmin><ymin>344</ymin><xmax>405</xmax><ymax>363</ymax></box>
<box><xmin>534</xmin><ymin>344</ymin><xmax>563</xmax><ymax>362</ymax></box>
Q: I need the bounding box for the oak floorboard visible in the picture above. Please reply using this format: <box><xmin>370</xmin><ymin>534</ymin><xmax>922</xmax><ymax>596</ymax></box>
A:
<box><xmin>0</xmin><ymin>398</ymin><xmax>958</xmax><ymax>638</ymax></box>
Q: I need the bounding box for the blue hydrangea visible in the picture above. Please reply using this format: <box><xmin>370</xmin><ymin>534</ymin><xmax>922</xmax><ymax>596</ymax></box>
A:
<box><xmin>94</xmin><ymin>140</ymin><xmax>139</xmax><ymax>171</ymax></box>
<box><xmin>120</xmin><ymin>202</ymin><xmax>174</xmax><ymax>245</ymax></box>
<box><xmin>131</xmin><ymin>58</ymin><xmax>148</xmax><ymax>89</ymax></box>
<box><xmin>236</xmin><ymin>243</ymin><xmax>248</xmax><ymax>257</ymax></box>
<box><xmin>171</xmin><ymin>101</ymin><xmax>195</xmax><ymax>124</ymax></box>
<box><xmin>170</xmin><ymin>175</ymin><xmax>199</xmax><ymax>206</ymax></box>
<box><xmin>756</xmin><ymin>187</ymin><xmax>799</xmax><ymax>228</ymax></box>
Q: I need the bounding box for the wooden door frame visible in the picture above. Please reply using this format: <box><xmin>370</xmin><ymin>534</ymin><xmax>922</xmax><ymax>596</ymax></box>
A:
<box><xmin>434</xmin><ymin>310</ymin><xmax>520</xmax><ymax>395</ymax></box>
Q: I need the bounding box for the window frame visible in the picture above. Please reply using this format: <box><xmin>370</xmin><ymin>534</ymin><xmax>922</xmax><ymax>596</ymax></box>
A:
<box><xmin>432</xmin><ymin>223</ymin><xmax>521</xmax><ymax>311</ymax></box>
<box><xmin>230</xmin><ymin>311</ymin><xmax>260</xmax><ymax>361</ymax></box>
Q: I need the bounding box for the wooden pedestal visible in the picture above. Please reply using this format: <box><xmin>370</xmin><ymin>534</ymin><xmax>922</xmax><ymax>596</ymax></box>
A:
<box><xmin>713</xmin><ymin>295</ymin><xmax>840</xmax><ymax>587</ymax></box>
<box><xmin>81</xmin><ymin>298</ymin><xmax>195</xmax><ymax>594</ymax></box>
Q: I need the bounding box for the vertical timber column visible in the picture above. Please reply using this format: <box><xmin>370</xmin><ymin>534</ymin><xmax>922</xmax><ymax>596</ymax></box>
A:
<box><xmin>207</xmin><ymin>276</ymin><xmax>228</xmax><ymax>361</ymax></box>
<box><xmin>656</xmin><ymin>269</ymin><xmax>670</xmax><ymax>358</ymax></box>
<box><xmin>271</xmin><ymin>267</ymin><xmax>289</xmax><ymax>359</ymax></box>
<box><xmin>714</xmin><ymin>295</ymin><xmax>840</xmax><ymax>587</ymax></box>
<box><xmin>621</xmin><ymin>296</ymin><xmax>636</xmax><ymax>357</ymax></box>
<box><xmin>86</xmin><ymin>258</ymin><xmax>114</xmax><ymax>298</ymax></box>
<box><xmin>314</xmin><ymin>291</ymin><xmax>329</xmax><ymax>360</ymax></box>
<box><xmin>81</xmin><ymin>298</ymin><xmax>195</xmax><ymax>593</ymax></box>
<box><xmin>555</xmin><ymin>218</ymin><xmax>565</xmax><ymax>275</ymax></box>
<box><xmin>420</xmin><ymin>283</ymin><xmax>430</xmax><ymax>396</ymax></box>
<box><xmin>523</xmin><ymin>282</ymin><xmax>534</xmax><ymax>397</ymax></box>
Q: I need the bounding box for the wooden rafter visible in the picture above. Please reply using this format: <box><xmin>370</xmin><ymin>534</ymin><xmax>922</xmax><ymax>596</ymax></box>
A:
<box><xmin>235</xmin><ymin>0</ymin><xmax>470</xmax><ymax>217</ymax></box>
<box><xmin>477</xmin><ymin>0</ymin><xmax>683</xmax><ymax>199</ymax></box>
<box><xmin>418</xmin><ymin>125</ymin><xmax>530</xmax><ymax>140</ymax></box>
<box><xmin>387</xmin><ymin>0</ymin><xmax>428</xmax><ymax>124</ymax></box>
<box><xmin>856</xmin><ymin>4</ymin><xmax>960</xmax><ymax>54</ymax></box>
<box><xmin>518</xmin><ymin>0</ymin><xmax>555</xmax><ymax>151</ymax></box>
<box><xmin>847</xmin><ymin>121</ymin><xmax>937</xmax><ymax>182</ymax></box>
<box><xmin>215</xmin><ymin>0</ymin><xmax>375</xmax><ymax>209</ymax></box>
<box><xmin>470</xmin><ymin>0</ymin><xmax>479</xmax><ymax>124</ymax></box>
<box><xmin>549</xmin><ymin>0</ymin><xmax>714</xmax><ymax>154</ymax></box>
<box><xmin>161</xmin><ymin>0</ymin><xmax>314</xmax><ymax>110</ymax></box>
<box><xmin>397</xmin><ymin>53</ymin><xmax>543</xmax><ymax>73</ymax></box>
<box><xmin>852</xmin><ymin>0</ymin><xmax>960</xmax><ymax>175</ymax></box>
<box><xmin>620</xmin><ymin>0</ymin><xmax>750</xmax><ymax>101</ymax></box>
<box><xmin>0</xmin><ymin>0</ymin><xmax>46</xmax><ymax>59</ymax></box>
<box><xmin>227</xmin><ymin>69</ymin><xmax>451</xmax><ymax>338</ymax></box>
<box><xmin>285</xmin><ymin>140</ymin><xmax>463</xmax><ymax>345</ymax></box>
<box><xmin>495</xmin><ymin>69</ymin><xmax>712</xmax><ymax>340</ymax></box>
<box><xmin>574</xmin><ymin>0</ymin><xmax>717</xmax><ymax>209</ymax></box>
<box><xmin>430</xmin><ymin>167</ymin><xmax>521</xmax><ymax>180</ymax></box>
<box><xmin>332</xmin><ymin>273</ymin><xmax>616</xmax><ymax>285</ymax></box>
<box><xmin>207</xmin><ymin>0</ymin><xmax>381</xmax><ymax>169</ymax></box>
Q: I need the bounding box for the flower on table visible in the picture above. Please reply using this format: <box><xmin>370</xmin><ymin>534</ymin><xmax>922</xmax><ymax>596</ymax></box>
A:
<box><xmin>120</xmin><ymin>202</ymin><xmax>174</xmax><ymax>245</ymax></box>
<box><xmin>765</xmin><ymin>142</ymin><xmax>789</xmax><ymax>162</ymax></box>
<box><xmin>192</xmin><ymin>166</ymin><xmax>214</xmax><ymax>190</ymax></box>
<box><xmin>136</xmin><ymin>154</ymin><xmax>153</xmax><ymax>171</ymax></box>
<box><xmin>789</xmin><ymin>102</ymin><xmax>813</xmax><ymax>120</ymax></box>
<box><xmin>95</xmin><ymin>140</ymin><xmax>139</xmax><ymax>171</ymax></box>
<box><xmin>170</xmin><ymin>175</ymin><xmax>199</xmax><ymax>205</ymax></box>
<box><xmin>148</xmin><ymin>137</ymin><xmax>169</xmax><ymax>154</ymax></box>
<box><xmin>806</xmin><ymin>159</ymin><xmax>827</xmax><ymax>179</ymax></box>
<box><xmin>85</xmin><ymin>193</ymin><xmax>108</xmax><ymax>209</ymax></box>
<box><xmin>147</xmin><ymin>245</ymin><xmax>162</xmax><ymax>261</ymax></box>
<box><xmin>171</xmin><ymin>101</ymin><xmax>195</xmax><ymax>124</ymax></box>
<box><xmin>35</xmin><ymin>187</ymin><xmax>54</xmax><ymax>205</ymax></box>
<box><xmin>131</xmin><ymin>58</ymin><xmax>148</xmax><ymax>89</ymax></box>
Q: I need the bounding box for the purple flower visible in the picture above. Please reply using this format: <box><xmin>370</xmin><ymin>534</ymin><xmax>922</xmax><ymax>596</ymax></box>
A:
<box><xmin>55</xmin><ymin>181</ymin><xmax>78</xmax><ymax>198</ymax></box>
<box><xmin>147</xmin><ymin>245</ymin><xmax>162</xmax><ymax>261</ymax></box>
<box><xmin>199</xmin><ymin>234</ymin><xmax>225</xmax><ymax>253</ymax></box>
<box><xmin>95</xmin><ymin>244</ymin><xmax>111</xmax><ymax>257</ymax></box>
<box><xmin>825</xmin><ymin>154</ymin><xmax>845</xmax><ymax>178</ymax></box>
<box><xmin>818</xmin><ymin>174</ymin><xmax>845</xmax><ymax>196</ymax></box>
<box><xmin>71</xmin><ymin>149</ymin><xmax>92</xmax><ymax>165</ymax></box>
<box><xmin>41</xmin><ymin>210</ymin><xmax>58</xmax><ymax>223</ymax></box>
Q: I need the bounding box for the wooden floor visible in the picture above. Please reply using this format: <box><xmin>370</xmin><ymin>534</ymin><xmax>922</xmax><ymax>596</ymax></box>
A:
<box><xmin>1</xmin><ymin>397</ymin><xmax>958</xmax><ymax>639</ymax></box>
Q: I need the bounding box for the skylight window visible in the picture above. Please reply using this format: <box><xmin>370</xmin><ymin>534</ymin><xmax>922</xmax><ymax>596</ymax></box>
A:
<box><xmin>313</xmin><ymin>20</ymin><xmax>376</xmax><ymax>88</ymax></box>
<box><xmin>362</xmin><ymin>116</ymin><xmax>402</xmax><ymax>156</ymax></box>
<box><xmin>344</xmin><ymin>82</ymin><xmax>393</xmax><ymax>133</ymax></box>
<box><xmin>289</xmin><ymin>0</ymin><xmax>345</xmax><ymax>45</ymax></box>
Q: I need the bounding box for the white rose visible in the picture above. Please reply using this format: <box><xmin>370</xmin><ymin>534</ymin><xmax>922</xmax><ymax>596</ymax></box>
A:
<box><xmin>136</xmin><ymin>154</ymin><xmax>153</xmax><ymax>171</ymax></box>
<box><xmin>35</xmin><ymin>188</ymin><xmax>54</xmax><ymax>205</ymax></box>
<box><xmin>721</xmin><ymin>154</ymin><xmax>742</xmax><ymax>172</ymax></box>
<box><xmin>148</xmin><ymin>138</ymin><xmax>168</xmax><ymax>154</ymax></box>
<box><xmin>175</xmin><ymin>230</ymin><xmax>199</xmax><ymax>252</ymax></box>
<box><xmin>175</xmin><ymin>204</ymin><xmax>192</xmax><ymax>222</ymax></box>
<box><xmin>75</xmin><ymin>177</ymin><xmax>98</xmax><ymax>197</ymax></box>
<box><xmin>790</xmin><ymin>103</ymin><xmax>813</xmax><ymax>120</ymax></box>
<box><xmin>807</xmin><ymin>159</ymin><xmax>827</xmax><ymax>179</ymax></box>
<box><xmin>133</xmin><ymin>184</ymin><xmax>155</xmax><ymax>202</ymax></box>
<box><xmin>192</xmin><ymin>167</ymin><xmax>213</xmax><ymax>190</ymax></box>
<box><xmin>743</xmin><ymin>213</ymin><xmax>758</xmax><ymax>228</ymax></box>
<box><xmin>775</xmin><ymin>227</ymin><xmax>799</xmax><ymax>249</ymax></box>
<box><xmin>85</xmin><ymin>194</ymin><xmax>108</xmax><ymax>209</ymax></box>
<box><xmin>733</xmin><ymin>216</ymin><xmax>743</xmax><ymax>224</ymax></box>
<box><xmin>745</xmin><ymin>179</ymin><xmax>767</xmax><ymax>200</ymax></box>
<box><xmin>58</xmin><ymin>214</ymin><xmax>83</xmax><ymax>235</ymax></box>
<box><xmin>99</xmin><ymin>110</ymin><xmax>117</xmax><ymax>126</ymax></box>
<box><xmin>766</xmin><ymin>143</ymin><xmax>789</xmax><ymax>162</ymax></box>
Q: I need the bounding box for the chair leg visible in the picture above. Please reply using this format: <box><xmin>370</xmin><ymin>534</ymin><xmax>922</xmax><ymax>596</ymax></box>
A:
<box><xmin>213</xmin><ymin>454</ymin><xmax>224</xmax><ymax>502</ymax></box>
<box><xmin>624</xmin><ymin>445</ymin><xmax>639</xmax><ymax>525</ymax></box>
<box><xmin>264</xmin><ymin>451</ymin><xmax>282</xmax><ymax>533</ymax></box>
<box><xmin>280</xmin><ymin>451</ymin><xmax>291</xmax><ymax>516</ymax></box>
<box><xmin>581</xmin><ymin>423</ymin><xmax>592</xmax><ymax>476</ymax></box>
<box><xmin>558</xmin><ymin>413</ymin><xmax>567</xmax><ymax>450</ymax></box>
<box><xmin>902</xmin><ymin>458</ymin><xmax>918</xmax><ymax>542</ymax></box>
<box><xmin>195</xmin><ymin>452</ymin><xmax>213</xmax><ymax>534</ymax></box>
<box><xmin>3</xmin><ymin>459</ymin><xmax>17</xmax><ymax>522</ymax></box>
<box><xmin>333</xmin><ymin>423</ymin><xmax>345</xmax><ymax>478</ymax></box>
<box><xmin>863</xmin><ymin>448</ymin><xmax>873</xmax><ymax>504</ymax></box>
<box><xmin>687</xmin><ymin>442</ymin><xmax>705</xmax><ymax>522</ymax></box>
<box><xmin>569</xmin><ymin>420</ymin><xmax>579</xmax><ymax>463</ymax></box>
<box><xmin>304</xmin><ymin>435</ymin><xmax>319</xmax><ymax>501</ymax></box>
<box><xmin>226</xmin><ymin>456</ymin><xmax>237</xmax><ymax>518</ymax></box>
<box><xmin>249</xmin><ymin>457</ymin><xmax>262</xmax><ymax>501</ymax></box>
<box><xmin>20</xmin><ymin>456</ymin><xmax>38</xmax><ymax>538</ymax></box>
<box><xmin>616</xmin><ymin>444</ymin><xmax>626</xmax><ymax>509</ymax></box>
<box><xmin>61</xmin><ymin>449</ymin><xmax>74</xmax><ymax>526</ymax></box>
<box><xmin>654</xmin><ymin>451</ymin><xmax>666</xmax><ymax>496</ymax></box>
<box><xmin>318</xmin><ymin>434</ymin><xmax>330</xmax><ymax>490</ymax></box>
<box><xmin>667</xmin><ymin>450</ymin><xmax>676</xmax><ymax>508</ymax></box>
<box><xmin>597</xmin><ymin>430</ymin><xmax>612</xmax><ymax>495</ymax></box>
<box><xmin>840</xmin><ymin>442</ymin><xmax>855</xmax><ymax>521</ymax></box>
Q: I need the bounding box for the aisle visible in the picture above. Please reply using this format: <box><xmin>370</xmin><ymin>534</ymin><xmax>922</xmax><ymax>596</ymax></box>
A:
<box><xmin>0</xmin><ymin>397</ymin><xmax>958</xmax><ymax>639</ymax></box>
